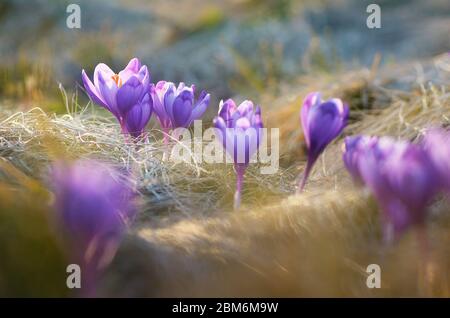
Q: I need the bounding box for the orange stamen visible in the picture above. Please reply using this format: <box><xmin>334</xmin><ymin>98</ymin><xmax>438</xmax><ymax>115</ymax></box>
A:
<box><xmin>111</xmin><ymin>74</ymin><xmax>122</xmax><ymax>87</ymax></box>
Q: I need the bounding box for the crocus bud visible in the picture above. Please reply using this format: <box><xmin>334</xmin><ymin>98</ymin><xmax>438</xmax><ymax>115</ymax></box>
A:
<box><xmin>298</xmin><ymin>92</ymin><xmax>349</xmax><ymax>192</ymax></box>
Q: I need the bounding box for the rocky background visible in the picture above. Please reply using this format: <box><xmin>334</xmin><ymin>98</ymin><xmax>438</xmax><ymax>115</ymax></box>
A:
<box><xmin>1</xmin><ymin>0</ymin><xmax>448</xmax><ymax>109</ymax></box>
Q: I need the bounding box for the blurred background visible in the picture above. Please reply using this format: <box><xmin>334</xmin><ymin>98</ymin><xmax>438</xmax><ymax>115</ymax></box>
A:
<box><xmin>0</xmin><ymin>0</ymin><xmax>449</xmax><ymax>113</ymax></box>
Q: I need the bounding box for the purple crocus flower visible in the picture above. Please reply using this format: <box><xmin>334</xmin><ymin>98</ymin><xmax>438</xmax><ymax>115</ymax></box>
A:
<box><xmin>351</xmin><ymin>137</ymin><xmax>440</xmax><ymax>241</ymax></box>
<box><xmin>422</xmin><ymin>128</ymin><xmax>450</xmax><ymax>191</ymax></box>
<box><xmin>82</xmin><ymin>58</ymin><xmax>151</xmax><ymax>134</ymax></box>
<box><xmin>52</xmin><ymin>160</ymin><xmax>135</xmax><ymax>296</ymax></box>
<box><xmin>151</xmin><ymin>81</ymin><xmax>211</xmax><ymax>132</ymax></box>
<box><xmin>298</xmin><ymin>92</ymin><xmax>349</xmax><ymax>192</ymax></box>
<box><xmin>214</xmin><ymin>99</ymin><xmax>263</xmax><ymax>210</ymax></box>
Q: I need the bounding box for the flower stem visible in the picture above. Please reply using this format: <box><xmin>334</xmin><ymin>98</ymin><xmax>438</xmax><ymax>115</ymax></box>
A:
<box><xmin>234</xmin><ymin>165</ymin><xmax>245</xmax><ymax>211</ymax></box>
<box><xmin>380</xmin><ymin>215</ymin><xmax>395</xmax><ymax>245</ymax></box>
<box><xmin>296</xmin><ymin>160</ymin><xmax>312</xmax><ymax>194</ymax></box>
<box><xmin>162</xmin><ymin>128</ymin><xmax>170</xmax><ymax>161</ymax></box>
<box><xmin>120</xmin><ymin>121</ymin><xmax>130</xmax><ymax>143</ymax></box>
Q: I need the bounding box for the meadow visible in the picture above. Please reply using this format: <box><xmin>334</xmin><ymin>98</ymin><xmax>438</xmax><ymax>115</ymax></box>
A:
<box><xmin>0</xmin><ymin>0</ymin><xmax>449</xmax><ymax>297</ymax></box>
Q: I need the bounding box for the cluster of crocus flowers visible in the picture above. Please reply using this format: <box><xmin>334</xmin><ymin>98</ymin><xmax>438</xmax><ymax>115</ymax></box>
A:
<box><xmin>52</xmin><ymin>160</ymin><xmax>135</xmax><ymax>296</ymax></box>
<box><xmin>342</xmin><ymin>132</ymin><xmax>448</xmax><ymax>242</ymax></box>
<box><xmin>298</xmin><ymin>92</ymin><xmax>349</xmax><ymax>192</ymax></box>
<box><xmin>82</xmin><ymin>58</ymin><xmax>210</xmax><ymax>141</ymax></box>
<box><xmin>214</xmin><ymin>99</ymin><xmax>263</xmax><ymax>210</ymax></box>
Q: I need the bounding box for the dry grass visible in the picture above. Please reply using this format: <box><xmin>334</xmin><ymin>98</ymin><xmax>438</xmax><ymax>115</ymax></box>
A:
<box><xmin>1</xmin><ymin>54</ymin><xmax>450</xmax><ymax>296</ymax></box>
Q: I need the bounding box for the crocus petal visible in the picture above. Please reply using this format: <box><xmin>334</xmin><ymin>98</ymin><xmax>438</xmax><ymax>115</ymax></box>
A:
<box><xmin>154</xmin><ymin>81</ymin><xmax>167</xmax><ymax>101</ymax></box>
<box><xmin>138</xmin><ymin>65</ymin><xmax>150</xmax><ymax>88</ymax></box>
<box><xmin>252</xmin><ymin>106</ymin><xmax>263</xmax><ymax>129</ymax></box>
<box><xmin>213</xmin><ymin>116</ymin><xmax>228</xmax><ymax>149</ymax></box>
<box><xmin>82</xmin><ymin>69</ymin><xmax>108</xmax><ymax>108</ymax></box>
<box><xmin>231</xmin><ymin>100</ymin><xmax>253</xmax><ymax>128</ymax></box>
<box><xmin>358</xmin><ymin>144</ymin><xmax>393</xmax><ymax>210</ymax></box>
<box><xmin>301</xmin><ymin>92</ymin><xmax>321</xmax><ymax>147</ymax></box>
<box><xmin>116</xmin><ymin>76</ymin><xmax>144</xmax><ymax>118</ymax></box>
<box><xmin>253</xmin><ymin>106</ymin><xmax>264</xmax><ymax>148</ymax></box>
<box><xmin>236</xmin><ymin>117</ymin><xmax>251</xmax><ymax>129</ymax></box>
<box><xmin>422</xmin><ymin>128</ymin><xmax>450</xmax><ymax>189</ymax></box>
<box><xmin>218</xmin><ymin>99</ymin><xmax>237</xmax><ymax>127</ymax></box>
<box><xmin>213</xmin><ymin>116</ymin><xmax>227</xmax><ymax>131</ymax></box>
<box><xmin>125</xmin><ymin>94</ymin><xmax>152</xmax><ymax>138</ymax></box>
<box><xmin>151</xmin><ymin>84</ymin><xmax>171</xmax><ymax>130</ymax></box>
<box><xmin>343</xmin><ymin>136</ymin><xmax>361</xmax><ymax>180</ymax></box>
<box><xmin>138</xmin><ymin>93</ymin><xmax>152</xmax><ymax>127</ymax></box>
<box><xmin>97</xmin><ymin>71</ymin><xmax>119</xmax><ymax>118</ymax></box>
<box><xmin>117</xmin><ymin>58</ymin><xmax>139</xmax><ymax>82</ymax></box>
<box><xmin>163</xmin><ymin>83</ymin><xmax>177</xmax><ymax>122</ymax></box>
<box><xmin>384</xmin><ymin>144</ymin><xmax>439</xmax><ymax>217</ymax></box>
<box><xmin>124</xmin><ymin>58</ymin><xmax>141</xmax><ymax>73</ymax></box>
<box><xmin>93</xmin><ymin>63</ymin><xmax>115</xmax><ymax>89</ymax></box>
<box><xmin>232</xmin><ymin>125</ymin><xmax>260</xmax><ymax>165</ymax></box>
<box><xmin>176</xmin><ymin>82</ymin><xmax>186</xmax><ymax>93</ymax></box>
<box><xmin>171</xmin><ymin>89</ymin><xmax>194</xmax><ymax>127</ymax></box>
<box><xmin>214</xmin><ymin>117</ymin><xmax>229</xmax><ymax>152</ymax></box>
<box><xmin>190</xmin><ymin>91</ymin><xmax>210</xmax><ymax>123</ymax></box>
<box><xmin>151</xmin><ymin>82</ymin><xmax>165</xmax><ymax>117</ymax></box>
<box><xmin>233</xmin><ymin>128</ymin><xmax>249</xmax><ymax>164</ymax></box>
<box><xmin>237</xmin><ymin>100</ymin><xmax>254</xmax><ymax>117</ymax></box>
<box><xmin>343</xmin><ymin>135</ymin><xmax>378</xmax><ymax>182</ymax></box>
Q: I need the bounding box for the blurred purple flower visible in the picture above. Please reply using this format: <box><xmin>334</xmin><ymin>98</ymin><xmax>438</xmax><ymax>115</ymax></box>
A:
<box><xmin>82</xmin><ymin>58</ymin><xmax>151</xmax><ymax>134</ymax></box>
<box><xmin>422</xmin><ymin>128</ymin><xmax>450</xmax><ymax>191</ymax></box>
<box><xmin>342</xmin><ymin>135</ymin><xmax>378</xmax><ymax>182</ymax></box>
<box><xmin>214</xmin><ymin>99</ymin><xmax>264</xmax><ymax>210</ymax></box>
<box><xmin>151</xmin><ymin>81</ymin><xmax>210</xmax><ymax>131</ymax></box>
<box><xmin>349</xmin><ymin>137</ymin><xmax>440</xmax><ymax>241</ymax></box>
<box><xmin>298</xmin><ymin>92</ymin><xmax>349</xmax><ymax>192</ymax></box>
<box><xmin>52</xmin><ymin>160</ymin><xmax>135</xmax><ymax>296</ymax></box>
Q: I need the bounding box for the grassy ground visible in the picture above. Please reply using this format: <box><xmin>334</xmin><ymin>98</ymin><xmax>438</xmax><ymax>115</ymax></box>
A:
<box><xmin>1</xmin><ymin>53</ymin><xmax>449</xmax><ymax>296</ymax></box>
